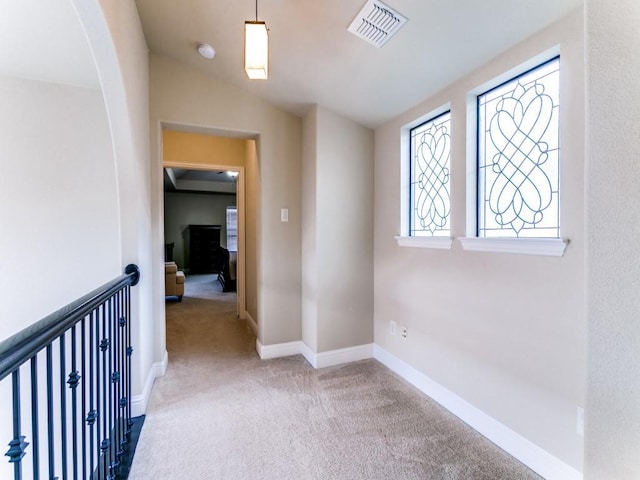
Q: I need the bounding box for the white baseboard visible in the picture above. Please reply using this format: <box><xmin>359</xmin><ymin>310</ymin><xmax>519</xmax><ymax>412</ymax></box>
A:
<box><xmin>131</xmin><ymin>350</ymin><xmax>168</xmax><ymax>417</ymax></box>
<box><xmin>256</xmin><ymin>339</ymin><xmax>302</xmax><ymax>359</ymax></box>
<box><xmin>315</xmin><ymin>343</ymin><xmax>373</xmax><ymax>368</ymax></box>
<box><xmin>373</xmin><ymin>345</ymin><xmax>582</xmax><ymax>480</ymax></box>
<box><xmin>256</xmin><ymin>340</ymin><xmax>373</xmax><ymax>369</ymax></box>
<box><xmin>245</xmin><ymin>311</ymin><xmax>258</xmax><ymax>335</ymax></box>
<box><xmin>299</xmin><ymin>342</ymin><xmax>316</xmax><ymax>367</ymax></box>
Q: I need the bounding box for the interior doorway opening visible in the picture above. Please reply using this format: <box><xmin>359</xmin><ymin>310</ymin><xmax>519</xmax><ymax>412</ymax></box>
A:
<box><xmin>159</xmin><ymin>126</ymin><xmax>259</xmax><ymax>331</ymax></box>
<box><xmin>163</xmin><ymin>167</ymin><xmax>240</xmax><ymax>309</ymax></box>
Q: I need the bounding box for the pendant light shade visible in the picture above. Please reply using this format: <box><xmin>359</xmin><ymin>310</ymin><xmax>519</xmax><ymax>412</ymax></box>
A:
<box><xmin>244</xmin><ymin>20</ymin><xmax>268</xmax><ymax>79</ymax></box>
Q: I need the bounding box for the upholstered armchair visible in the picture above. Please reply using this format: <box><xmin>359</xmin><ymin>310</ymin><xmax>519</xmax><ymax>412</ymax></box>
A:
<box><xmin>165</xmin><ymin>262</ymin><xmax>185</xmax><ymax>301</ymax></box>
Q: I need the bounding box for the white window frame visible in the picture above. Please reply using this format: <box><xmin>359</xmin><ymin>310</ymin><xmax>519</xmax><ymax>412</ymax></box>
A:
<box><xmin>226</xmin><ymin>206</ymin><xmax>238</xmax><ymax>252</ymax></box>
<box><xmin>396</xmin><ymin>104</ymin><xmax>453</xmax><ymax>250</ymax></box>
<box><xmin>460</xmin><ymin>46</ymin><xmax>568</xmax><ymax>257</ymax></box>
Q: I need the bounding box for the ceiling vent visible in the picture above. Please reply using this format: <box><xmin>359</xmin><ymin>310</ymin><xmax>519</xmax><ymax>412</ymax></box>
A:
<box><xmin>347</xmin><ymin>0</ymin><xmax>408</xmax><ymax>48</ymax></box>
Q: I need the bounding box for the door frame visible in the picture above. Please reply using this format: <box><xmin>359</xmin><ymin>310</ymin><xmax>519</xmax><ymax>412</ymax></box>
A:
<box><xmin>163</xmin><ymin>161</ymin><xmax>246</xmax><ymax>318</ymax></box>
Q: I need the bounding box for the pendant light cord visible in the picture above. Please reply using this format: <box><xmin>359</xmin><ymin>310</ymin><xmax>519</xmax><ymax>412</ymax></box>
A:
<box><xmin>255</xmin><ymin>0</ymin><xmax>258</xmax><ymax>21</ymax></box>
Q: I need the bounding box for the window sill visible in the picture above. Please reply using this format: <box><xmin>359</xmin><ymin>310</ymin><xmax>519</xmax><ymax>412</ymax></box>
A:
<box><xmin>458</xmin><ymin>237</ymin><xmax>569</xmax><ymax>257</ymax></box>
<box><xmin>394</xmin><ymin>236</ymin><xmax>453</xmax><ymax>250</ymax></box>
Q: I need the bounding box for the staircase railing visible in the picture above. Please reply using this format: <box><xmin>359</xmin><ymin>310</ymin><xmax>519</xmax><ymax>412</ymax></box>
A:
<box><xmin>0</xmin><ymin>264</ymin><xmax>140</xmax><ymax>480</ymax></box>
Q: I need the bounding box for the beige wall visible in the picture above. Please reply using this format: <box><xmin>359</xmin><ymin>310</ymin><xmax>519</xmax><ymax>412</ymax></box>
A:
<box><xmin>0</xmin><ymin>76</ymin><xmax>121</xmax><ymax>480</ymax></box>
<box><xmin>585</xmin><ymin>1</ymin><xmax>640</xmax><ymax>478</ymax></box>
<box><xmin>0</xmin><ymin>76</ymin><xmax>120</xmax><ymax>339</ymax></box>
<box><xmin>149</xmin><ymin>54</ymin><xmax>302</xmax><ymax>346</ymax></box>
<box><xmin>301</xmin><ymin>108</ymin><xmax>319</xmax><ymax>352</ymax></box>
<box><xmin>245</xmin><ymin>141</ymin><xmax>259</xmax><ymax>323</ymax></box>
<box><xmin>302</xmin><ymin>106</ymin><xmax>374</xmax><ymax>353</ymax></box>
<box><xmin>74</xmin><ymin>0</ymin><xmax>155</xmax><ymax>412</ymax></box>
<box><xmin>0</xmin><ymin>2</ymin><xmax>154</xmax><ymax>467</ymax></box>
<box><xmin>163</xmin><ymin>130</ymin><xmax>247</xmax><ymax>167</ymax></box>
<box><xmin>374</xmin><ymin>10</ymin><xmax>585</xmax><ymax>472</ymax></box>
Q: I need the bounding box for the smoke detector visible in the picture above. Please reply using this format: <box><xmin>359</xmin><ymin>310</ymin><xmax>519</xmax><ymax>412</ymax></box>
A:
<box><xmin>197</xmin><ymin>42</ymin><xmax>216</xmax><ymax>59</ymax></box>
<box><xmin>347</xmin><ymin>0</ymin><xmax>407</xmax><ymax>48</ymax></box>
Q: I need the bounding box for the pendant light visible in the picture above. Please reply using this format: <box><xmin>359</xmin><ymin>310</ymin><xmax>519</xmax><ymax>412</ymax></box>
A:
<box><xmin>244</xmin><ymin>0</ymin><xmax>269</xmax><ymax>79</ymax></box>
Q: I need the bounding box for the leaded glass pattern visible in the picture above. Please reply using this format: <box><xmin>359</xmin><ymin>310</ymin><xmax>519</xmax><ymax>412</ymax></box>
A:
<box><xmin>410</xmin><ymin>112</ymin><xmax>451</xmax><ymax>237</ymax></box>
<box><xmin>478</xmin><ymin>57</ymin><xmax>560</xmax><ymax>238</ymax></box>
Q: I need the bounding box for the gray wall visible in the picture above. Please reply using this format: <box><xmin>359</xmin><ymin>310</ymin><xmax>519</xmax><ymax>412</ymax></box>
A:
<box><xmin>164</xmin><ymin>191</ymin><xmax>236</xmax><ymax>270</ymax></box>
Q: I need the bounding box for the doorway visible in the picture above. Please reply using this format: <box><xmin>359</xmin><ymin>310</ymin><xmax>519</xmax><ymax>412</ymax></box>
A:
<box><xmin>159</xmin><ymin>127</ymin><xmax>259</xmax><ymax>336</ymax></box>
<box><xmin>163</xmin><ymin>166</ymin><xmax>243</xmax><ymax>315</ymax></box>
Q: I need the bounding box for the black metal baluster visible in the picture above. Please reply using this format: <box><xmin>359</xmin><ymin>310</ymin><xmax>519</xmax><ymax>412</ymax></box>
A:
<box><xmin>81</xmin><ymin>317</ymin><xmax>87</xmax><ymax>479</ymax></box>
<box><xmin>106</xmin><ymin>296</ymin><xmax>112</xmax><ymax>478</ymax></box>
<box><xmin>60</xmin><ymin>334</ymin><xmax>68</xmax><ymax>479</ymax></box>
<box><xmin>115</xmin><ymin>290</ymin><xmax>124</xmax><ymax>462</ymax></box>
<box><xmin>107</xmin><ymin>295</ymin><xmax>114</xmax><ymax>477</ymax></box>
<box><xmin>118</xmin><ymin>290</ymin><xmax>127</xmax><ymax>456</ymax></box>
<box><xmin>6</xmin><ymin>369</ymin><xmax>28</xmax><ymax>480</ymax></box>
<box><xmin>120</xmin><ymin>289</ymin><xmax>126</xmax><ymax>454</ymax></box>
<box><xmin>88</xmin><ymin>310</ymin><xmax>97</xmax><ymax>479</ymax></box>
<box><xmin>67</xmin><ymin>325</ymin><xmax>80</xmax><ymax>480</ymax></box>
<box><xmin>109</xmin><ymin>294</ymin><xmax>120</xmax><ymax>478</ymax></box>
<box><xmin>126</xmin><ymin>285</ymin><xmax>133</xmax><ymax>436</ymax></box>
<box><xmin>96</xmin><ymin>304</ymin><xmax>103</xmax><ymax>480</ymax></box>
<box><xmin>100</xmin><ymin>302</ymin><xmax>110</xmax><ymax>480</ymax></box>
<box><xmin>30</xmin><ymin>357</ymin><xmax>39</xmax><ymax>478</ymax></box>
<box><xmin>46</xmin><ymin>344</ymin><xmax>56</xmax><ymax>480</ymax></box>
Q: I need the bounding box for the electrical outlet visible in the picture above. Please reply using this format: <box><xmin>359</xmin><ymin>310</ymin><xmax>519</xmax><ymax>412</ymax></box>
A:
<box><xmin>577</xmin><ymin>407</ymin><xmax>584</xmax><ymax>436</ymax></box>
<box><xmin>401</xmin><ymin>326</ymin><xmax>408</xmax><ymax>339</ymax></box>
<box><xmin>390</xmin><ymin>321</ymin><xmax>397</xmax><ymax>335</ymax></box>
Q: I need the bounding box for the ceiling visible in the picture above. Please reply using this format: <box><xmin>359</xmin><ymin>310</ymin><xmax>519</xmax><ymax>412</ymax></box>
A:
<box><xmin>0</xmin><ymin>0</ymin><xmax>99</xmax><ymax>89</ymax></box>
<box><xmin>164</xmin><ymin>168</ymin><xmax>238</xmax><ymax>194</ymax></box>
<box><xmin>0</xmin><ymin>1</ymin><xmax>581</xmax><ymax>189</ymax></box>
<box><xmin>0</xmin><ymin>1</ymin><xmax>581</xmax><ymax>128</ymax></box>
<box><xmin>135</xmin><ymin>0</ymin><xmax>582</xmax><ymax>128</ymax></box>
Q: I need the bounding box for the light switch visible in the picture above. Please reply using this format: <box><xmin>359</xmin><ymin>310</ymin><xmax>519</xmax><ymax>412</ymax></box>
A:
<box><xmin>281</xmin><ymin>208</ymin><xmax>289</xmax><ymax>222</ymax></box>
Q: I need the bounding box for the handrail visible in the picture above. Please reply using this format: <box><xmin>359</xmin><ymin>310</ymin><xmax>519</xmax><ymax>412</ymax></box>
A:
<box><xmin>0</xmin><ymin>264</ymin><xmax>140</xmax><ymax>383</ymax></box>
<box><xmin>0</xmin><ymin>264</ymin><xmax>141</xmax><ymax>480</ymax></box>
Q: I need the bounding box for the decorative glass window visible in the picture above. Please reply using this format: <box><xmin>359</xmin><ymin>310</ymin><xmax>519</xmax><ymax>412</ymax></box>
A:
<box><xmin>410</xmin><ymin>111</ymin><xmax>451</xmax><ymax>237</ymax></box>
<box><xmin>477</xmin><ymin>57</ymin><xmax>560</xmax><ymax>238</ymax></box>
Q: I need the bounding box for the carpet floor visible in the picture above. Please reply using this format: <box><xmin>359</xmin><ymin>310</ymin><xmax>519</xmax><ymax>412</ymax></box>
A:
<box><xmin>129</xmin><ymin>274</ymin><xmax>542</xmax><ymax>480</ymax></box>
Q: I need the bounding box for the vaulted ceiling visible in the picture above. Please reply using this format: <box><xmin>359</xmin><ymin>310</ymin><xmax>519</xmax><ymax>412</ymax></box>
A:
<box><xmin>0</xmin><ymin>0</ymin><xmax>581</xmax><ymax>194</ymax></box>
<box><xmin>1</xmin><ymin>1</ymin><xmax>581</xmax><ymax>129</ymax></box>
<box><xmin>0</xmin><ymin>0</ymin><xmax>99</xmax><ymax>89</ymax></box>
<box><xmin>135</xmin><ymin>0</ymin><xmax>582</xmax><ymax>128</ymax></box>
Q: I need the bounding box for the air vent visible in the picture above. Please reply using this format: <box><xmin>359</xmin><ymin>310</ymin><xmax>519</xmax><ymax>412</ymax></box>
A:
<box><xmin>347</xmin><ymin>0</ymin><xmax>407</xmax><ymax>48</ymax></box>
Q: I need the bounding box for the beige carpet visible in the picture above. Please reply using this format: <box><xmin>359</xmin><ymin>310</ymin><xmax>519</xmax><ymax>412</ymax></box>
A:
<box><xmin>129</xmin><ymin>274</ymin><xmax>542</xmax><ymax>480</ymax></box>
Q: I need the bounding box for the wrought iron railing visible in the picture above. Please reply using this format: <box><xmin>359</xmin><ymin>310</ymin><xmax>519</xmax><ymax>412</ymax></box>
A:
<box><xmin>0</xmin><ymin>265</ymin><xmax>140</xmax><ymax>480</ymax></box>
